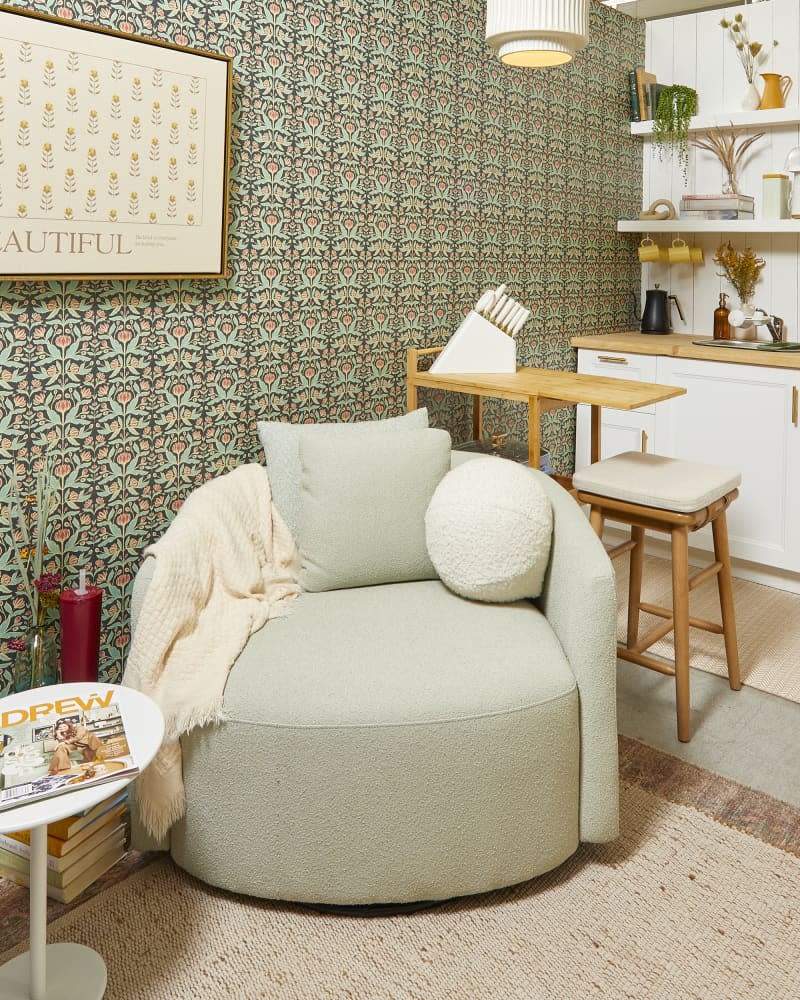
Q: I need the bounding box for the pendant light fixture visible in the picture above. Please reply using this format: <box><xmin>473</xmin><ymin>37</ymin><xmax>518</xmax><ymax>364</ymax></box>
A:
<box><xmin>486</xmin><ymin>0</ymin><xmax>590</xmax><ymax>68</ymax></box>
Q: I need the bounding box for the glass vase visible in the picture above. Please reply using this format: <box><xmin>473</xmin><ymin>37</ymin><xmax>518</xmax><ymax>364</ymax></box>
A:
<box><xmin>13</xmin><ymin>625</ymin><xmax>59</xmax><ymax>692</ymax></box>
<box><xmin>730</xmin><ymin>301</ymin><xmax>756</xmax><ymax>339</ymax></box>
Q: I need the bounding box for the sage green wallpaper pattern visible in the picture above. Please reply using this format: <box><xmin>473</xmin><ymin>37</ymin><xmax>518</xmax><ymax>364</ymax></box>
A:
<box><xmin>0</xmin><ymin>1</ymin><xmax>643</xmax><ymax>692</ymax></box>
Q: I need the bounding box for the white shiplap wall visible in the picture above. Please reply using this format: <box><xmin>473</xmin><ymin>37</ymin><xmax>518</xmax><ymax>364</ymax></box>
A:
<box><xmin>640</xmin><ymin>0</ymin><xmax>800</xmax><ymax>338</ymax></box>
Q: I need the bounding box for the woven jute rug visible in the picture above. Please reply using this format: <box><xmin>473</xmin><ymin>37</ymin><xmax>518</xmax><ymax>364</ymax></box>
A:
<box><xmin>1</xmin><ymin>738</ymin><xmax>798</xmax><ymax>1000</ymax></box>
<box><xmin>614</xmin><ymin>553</ymin><xmax>800</xmax><ymax>703</ymax></box>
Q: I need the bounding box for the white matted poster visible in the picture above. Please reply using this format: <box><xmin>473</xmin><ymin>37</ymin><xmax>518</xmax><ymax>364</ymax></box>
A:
<box><xmin>0</xmin><ymin>5</ymin><xmax>232</xmax><ymax>279</ymax></box>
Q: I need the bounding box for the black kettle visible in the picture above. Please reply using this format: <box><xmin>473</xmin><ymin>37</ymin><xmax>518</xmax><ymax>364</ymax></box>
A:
<box><xmin>633</xmin><ymin>285</ymin><xmax>686</xmax><ymax>334</ymax></box>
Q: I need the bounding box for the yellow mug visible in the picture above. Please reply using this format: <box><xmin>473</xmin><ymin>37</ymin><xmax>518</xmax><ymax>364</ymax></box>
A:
<box><xmin>638</xmin><ymin>238</ymin><xmax>661</xmax><ymax>263</ymax></box>
<box><xmin>659</xmin><ymin>247</ymin><xmax>671</xmax><ymax>263</ymax></box>
<box><xmin>668</xmin><ymin>238</ymin><xmax>691</xmax><ymax>264</ymax></box>
<box><xmin>690</xmin><ymin>245</ymin><xmax>705</xmax><ymax>265</ymax></box>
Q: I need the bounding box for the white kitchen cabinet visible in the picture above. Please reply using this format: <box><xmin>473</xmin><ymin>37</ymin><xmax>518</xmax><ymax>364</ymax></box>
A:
<box><xmin>655</xmin><ymin>356</ymin><xmax>800</xmax><ymax>571</ymax></box>
<box><xmin>575</xmin><ymin>349</ymin><xmax>657</xmax><ymax>468</ymax></box>
<box><xmin>589</xmin><ymin>410</ymin><xmax>655</xmax><ymax>462</ymax></box>
<box><xmin>575</xmin><ymin>347</ymin><xmax>800</xmax><ymax>573</ymax></box>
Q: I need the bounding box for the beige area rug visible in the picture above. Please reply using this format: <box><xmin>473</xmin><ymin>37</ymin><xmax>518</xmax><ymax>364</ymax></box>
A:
<box><xmin>614</xmin><ymin>553</ymin><xmax>800</xmax><ymax>703</ymax></box>
<box><xmin>1</xmin><ymin>774</ymin><xmax>799</xmax><ymax>999</ymax></box>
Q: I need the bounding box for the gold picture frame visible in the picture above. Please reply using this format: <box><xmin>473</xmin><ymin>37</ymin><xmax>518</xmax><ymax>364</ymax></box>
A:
<box><xmin>0</xmin><ymin>4</ymin><xmax>232</xmax><ymax>280</ymax></box>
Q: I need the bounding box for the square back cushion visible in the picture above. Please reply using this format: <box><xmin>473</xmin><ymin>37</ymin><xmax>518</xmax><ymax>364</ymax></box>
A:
<box><xmin>298</xmin><ymin>427</ymin><xmax>452</xmax><ymax>591</ymax></box>
<box><xmin>257</xmin><ymin>408</ymin><xmax>429</xmax><ymax>540</ymax></box>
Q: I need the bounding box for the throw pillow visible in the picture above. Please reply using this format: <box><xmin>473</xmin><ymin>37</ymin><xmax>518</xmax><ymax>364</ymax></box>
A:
<box><xmin>298</xmin><ymin>427</ymin><xmax>452</xmax><ymax>592</ymax></box>
<box><xmin>425</xmin><ymin>456</ymin><xmax>553</xmax><ymax>603</ymax></box>
<box><xmin>257</xmin><ymin>408</ymin><xmax>429</xmax><ymax>540</ymax></box>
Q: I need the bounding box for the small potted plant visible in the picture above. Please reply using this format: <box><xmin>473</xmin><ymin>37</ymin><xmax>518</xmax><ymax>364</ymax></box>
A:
<box><xmin>653</xmin><ymin>84</ymin><xmax>698</xmax><ymax>184</ymax></box>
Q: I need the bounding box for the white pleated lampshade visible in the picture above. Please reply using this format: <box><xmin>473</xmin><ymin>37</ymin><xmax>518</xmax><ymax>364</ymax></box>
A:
<box><xmin>485</xmin><ymin>0</ymin><xmax>590</xmax><ymax>67</ymax></box>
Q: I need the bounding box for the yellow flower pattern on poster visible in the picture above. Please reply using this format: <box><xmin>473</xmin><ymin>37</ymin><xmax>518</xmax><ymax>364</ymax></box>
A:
<box><xmin>0</xmin><ymin>35</ymin><xmax>206</xmax><ymax>225</ymax></box>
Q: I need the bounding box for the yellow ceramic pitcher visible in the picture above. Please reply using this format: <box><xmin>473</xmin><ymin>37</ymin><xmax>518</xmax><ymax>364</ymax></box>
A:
<box><xmin>759</xmin><ymin>73</ymin><xmax>793</xmax><ymax>110</ymax></box>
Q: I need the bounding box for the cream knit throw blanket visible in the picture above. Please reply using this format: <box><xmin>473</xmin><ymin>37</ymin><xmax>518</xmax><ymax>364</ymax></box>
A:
<box><xmin>123</xmin><ymin>463</ymin><xmax>300</xmax><ymax>840</ymax></box>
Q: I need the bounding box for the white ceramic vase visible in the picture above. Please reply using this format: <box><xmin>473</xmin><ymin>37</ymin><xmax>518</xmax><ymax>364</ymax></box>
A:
<box><xmin>741</xmin><ymin>82</ymin><xmax>761</xmax><ymax>111</ymax></box>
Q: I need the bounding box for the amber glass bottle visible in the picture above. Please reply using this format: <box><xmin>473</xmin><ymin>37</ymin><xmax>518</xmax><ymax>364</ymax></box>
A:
<box><xmin>714</xmin><ymin>292</ymin><xmax>730</xmax><ymax>340</ymax></box>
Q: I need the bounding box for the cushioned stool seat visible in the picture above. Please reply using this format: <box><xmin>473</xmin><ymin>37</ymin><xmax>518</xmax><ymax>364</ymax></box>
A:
<box><xmin>169</xmin><ymin>580</ymin><xmax>583</xmax><ymax>905</ymax></box>
<box><xmin>574</xmin><ymin>451</ymin><xmax>742</xmax><ymax>743</ymax></box>
<box><xmin>573</xmin><ymin>451</ymin><xmax>741</xmax><ymax>513</ymax></box>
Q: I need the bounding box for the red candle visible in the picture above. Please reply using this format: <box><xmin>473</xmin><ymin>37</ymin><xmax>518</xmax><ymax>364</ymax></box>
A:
<box><xmin>60</xmin><ymin>573</ymin><xmax>103</xmax><ymax>683</ymax></box>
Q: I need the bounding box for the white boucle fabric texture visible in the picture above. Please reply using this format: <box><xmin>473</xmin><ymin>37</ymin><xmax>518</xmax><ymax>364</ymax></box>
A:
<box><xmin>425</xmin><ymin>456</ymin><xmax>553</xmax><ymax>603</ymax></box>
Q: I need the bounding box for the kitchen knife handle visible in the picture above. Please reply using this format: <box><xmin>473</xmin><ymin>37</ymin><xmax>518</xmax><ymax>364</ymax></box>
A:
<box><xmin>489</xmin><ymin>293</ymin><xmax>508</xmax><ymax>320</ymax></box>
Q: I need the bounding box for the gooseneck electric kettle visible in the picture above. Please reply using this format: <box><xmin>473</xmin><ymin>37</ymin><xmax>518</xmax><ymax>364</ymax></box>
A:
<box><xmin>633</xmin><ymin>284</ymin><xmax>686</xmax><ymax>334</ymax></box>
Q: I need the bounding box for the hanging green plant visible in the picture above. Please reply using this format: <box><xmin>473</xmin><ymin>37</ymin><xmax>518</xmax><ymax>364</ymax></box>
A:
<box><xmin>652</xmin><ymin>84</ymin><xmax>698</xmax><ymax>184</ymax></box>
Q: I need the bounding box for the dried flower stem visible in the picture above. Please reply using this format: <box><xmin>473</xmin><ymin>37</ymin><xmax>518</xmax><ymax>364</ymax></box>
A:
<box><xmin>6</xmin><ymin>458</ymin><xmax>57</xmax><ymax>624</ymax></box>
<box><xmin>691</xmin><ymin>126</ymin><xmax>765</xmax><ymax>195</ymax></box>
<box><xmin>713</xmin><ymin>242</ymin><xmax>766</xmax><ymax>304</ymax></box>
<box><xmin>720</xmin><ymin>13</ymin><xmax>778</xmax><ymax>85</ymax></box>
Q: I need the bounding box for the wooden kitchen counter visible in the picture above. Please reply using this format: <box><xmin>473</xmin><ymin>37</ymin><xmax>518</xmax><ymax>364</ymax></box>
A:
<box><xmin>571</xmin><ymin>331</ymin><xmax>800</xmax><ymax>370</ymax></box>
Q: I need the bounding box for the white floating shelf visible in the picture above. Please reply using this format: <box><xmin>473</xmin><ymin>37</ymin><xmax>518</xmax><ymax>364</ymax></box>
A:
<box><xmin>611</xmin><ymin>0</ymin><xmax>744</xmax><ymax>20</ymax></box>
<box><xmin>631</xmin><ymin>107</ymin><xmax>800</xmax><ymax>137</ymax></box>
<box><xmin>618</xmin><ymin>219</ymin><xmax>800</xmax><ymax>233</ymax></box>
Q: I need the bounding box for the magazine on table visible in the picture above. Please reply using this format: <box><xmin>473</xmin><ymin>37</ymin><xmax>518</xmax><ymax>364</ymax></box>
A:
<box><xmin>0</xmin><ymin>689</ymin><xmax>138</xmax><ymax>813</ymax></box>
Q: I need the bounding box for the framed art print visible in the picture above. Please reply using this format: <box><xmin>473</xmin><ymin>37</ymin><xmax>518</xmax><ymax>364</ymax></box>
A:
<box><xmin>0</xmin><ymin>4</ymin><xmax>232</xmax><ymax>279</ymax></box>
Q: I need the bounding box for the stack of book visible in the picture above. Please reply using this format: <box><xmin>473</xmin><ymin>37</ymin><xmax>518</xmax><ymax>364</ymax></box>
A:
<box><xmin>628</xmin><ymin>68</ymin><xmax>663</xmax><ymax>122</ymax></box>
<box><xmin>680</xmin><ymin>194</ymin><xmax>755</xmax><ymax>220</ymax></box>
<box><xmin>0</xmin><ymin>791</ymin><xmax>128</xmax><ymax>903</ymax></box>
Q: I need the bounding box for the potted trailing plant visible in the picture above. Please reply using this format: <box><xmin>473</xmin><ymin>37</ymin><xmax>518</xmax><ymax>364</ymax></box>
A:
<box><xmin>652</xmin><ymin>84</ymin><xmax>698</xmax><ymax>184</ymax></box>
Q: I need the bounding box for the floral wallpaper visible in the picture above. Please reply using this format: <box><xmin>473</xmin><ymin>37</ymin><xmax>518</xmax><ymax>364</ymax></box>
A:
<box><xmin>0</xmin><ymin>0</ymin><xmax>643</xmax><ymax>693</ymax></box>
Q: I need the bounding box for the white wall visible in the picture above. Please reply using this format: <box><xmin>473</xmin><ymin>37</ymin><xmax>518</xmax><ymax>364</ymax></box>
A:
<box><xmin>640</xmin><ymin>0</ymin><xmax>800</xmax><ymax>338</ymax></box>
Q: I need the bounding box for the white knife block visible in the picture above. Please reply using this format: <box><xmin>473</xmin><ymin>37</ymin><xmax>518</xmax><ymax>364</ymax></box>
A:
<box><xmin>430</xmin><ymin>311</ymin><xmax>517</xmax><ymax>374</ymax></box>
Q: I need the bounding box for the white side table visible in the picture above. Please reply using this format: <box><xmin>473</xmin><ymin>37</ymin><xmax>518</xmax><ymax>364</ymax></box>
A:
<box><xmin>0</xmin><ymin>683</ymin><xmax>164</xmax><ymax>1000</ymax></box>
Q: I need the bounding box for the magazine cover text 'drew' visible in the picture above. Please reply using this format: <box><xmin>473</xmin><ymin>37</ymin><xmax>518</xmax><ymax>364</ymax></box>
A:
<box><xmin>0</xmin><ymin>689</ymin><xmax>138</xmax><ymax>812</ymax></box>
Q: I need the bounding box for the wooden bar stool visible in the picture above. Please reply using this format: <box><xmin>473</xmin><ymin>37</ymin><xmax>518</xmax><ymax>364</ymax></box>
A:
<box><xmin>573</xmin><ymin>452</ymin><xmax>742</xmax><ymax>743</ymax></box>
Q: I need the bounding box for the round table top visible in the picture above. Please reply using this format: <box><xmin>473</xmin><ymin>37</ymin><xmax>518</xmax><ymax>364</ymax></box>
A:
<box><xmin>0</xmin><ymin>682</ymin><xmax>164</xmax><ymax>835</ymax></box>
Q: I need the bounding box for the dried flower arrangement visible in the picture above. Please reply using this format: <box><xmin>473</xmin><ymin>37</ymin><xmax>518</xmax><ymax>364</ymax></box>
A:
<box><xmin>691</xmin><ymin>126</ymin><xmax>765</xmax><ymax>196</ymax></box>
<box><xmin>713</xmin><ymin>242</ymin><xmax>766</xmax><ymax>305</ymax></box>
<box><xmin>6</xmin><ymin>458</ymin><xmax>60</xmax><ymax>634</ymax></box>
<box><xmin>720</xmin><ymin>13</ymin><xmax>778</xmax><ymax>85</ymax></box>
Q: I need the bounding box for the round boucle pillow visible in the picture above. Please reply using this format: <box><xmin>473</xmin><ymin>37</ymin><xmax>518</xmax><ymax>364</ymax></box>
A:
<box><xmin>424</xmin><ymin>456</ymin><xmax>553</xmax><ymax>603</ymax></box>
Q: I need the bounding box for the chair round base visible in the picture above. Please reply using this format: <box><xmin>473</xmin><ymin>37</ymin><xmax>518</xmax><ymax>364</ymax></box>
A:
<box><xmin>299</xmin><ymin>898</ymin><xmax>442</xmax><ymax>917</ymax></box>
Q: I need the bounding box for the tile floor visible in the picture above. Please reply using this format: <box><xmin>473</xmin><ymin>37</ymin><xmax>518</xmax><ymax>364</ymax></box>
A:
<box><xmin>616</xmin><ymin>658</ymin><xmax>800</xmax><ymax>807</ymax></box>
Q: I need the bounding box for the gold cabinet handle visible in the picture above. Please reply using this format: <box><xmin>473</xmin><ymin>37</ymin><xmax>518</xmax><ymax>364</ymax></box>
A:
<box><xmin>598</xmin><ymin>355</ymin><xmax>628</xmax><ymax>365</ymax></box>
<box><xmin>641</xmin><ymin>430</ymin><xmax>648</xmax><ymax>452</ymax></box>
<box><xmin>793</xmin><ymin>386</ymin><xmax>798</xmax><ymax>427</ymax></box>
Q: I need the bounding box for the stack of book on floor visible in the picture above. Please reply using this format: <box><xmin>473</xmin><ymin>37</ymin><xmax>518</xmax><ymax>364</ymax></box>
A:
<box><xmin>0</xmin><ymin>790</ymin><xmax>128</xmax><ymax>903</ymax></box>
<box><xmin>680</xmin><ymin>194</ymin><xmax>755</xmax><ymax>220</ymax></box>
